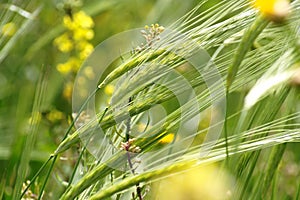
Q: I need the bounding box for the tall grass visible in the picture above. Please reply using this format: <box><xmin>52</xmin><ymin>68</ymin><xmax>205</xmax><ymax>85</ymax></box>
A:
<box><xmin>1</xmin><ymin>0</ymin><xmax>300</xmax><ymax>199</ymax></box>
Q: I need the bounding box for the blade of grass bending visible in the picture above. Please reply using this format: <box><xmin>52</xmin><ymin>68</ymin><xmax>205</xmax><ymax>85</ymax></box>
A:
<box><xmin>37</xmin><ymin>156</ymin><xmax>57</xmax><ymax>200</ymax></box>
<box><xmin>89</xmin><ymin>159</ymin><xmax>197</xmax><ymax>200</ymax></box>
<box><xmin>60</xmin><ymin>98</ymin><xmax>202</xmax><ymax>199</ymax></box>
<box><xmin>60</xmin><ymin>151</ymin><xmax>128</xmax><ymax>200</ymax></box>
<box><xmin>226</xmin><ymin>14</ymin><xmax>269</xmax><ymax>89</ymax></box>
<box><xmin>61</xmin><ymin>116</ymin><xmax>300</xmax><ymax>199</ymax></box>
<box><xmin>67</xmin><ymin>107</ymin><xmax>109</xmax><ymax>188</ymax></box>
<box><xmin>258</xmin><ymin>88</ymin><xmax>298</xmax><ymax>198</ymax></box>
<box><xmin>61</xmin><ymin>86</ymin><xmax>226</xmax><ymax>199</ymax></box>
<box><xmin>271</xmin><ymin>170</ymin><xmax>278</xmax><ymax>200</ymax></box>
<box><xmin>88</xmin><ymin>128</ymin><xmax>300</xmax><ymax>200</ymax></box>
<box><xmin>224</xmin><ymin>14</ymin><xmax>268</xmax><ymax>159</ymax></box>
<box><xmin>260</xmin><ymin>143</ymin><xmax>287</xmax><ymax>198</ymax></box>
<box><xmin>295</xmin><ymin>179</ymin><xmax>300</xmax><ymax>200</ymax></box>
<box><xmin>20</xmin><ymin>156</ymin><xmax>53</xmax><ymax>198</ymax></box>
<box><xmin>54</xmin><ymin>59</ymin><xmax>217</xmax><ymax>155</ymax></box>
<box><xmin>238</xmin><ymin>150</ymin><xmax>261</xmax><ymax>199</ymax></box>
<box><xmin>236</xmin><ymin>87</ymin><xmax>291</xmax><ymax>199</ymax></box>
<box><xmin>224</xmin><ymin>90</ymin><xmax>230</xmax><ymax>160</ymax></box>
<box><xmin>32</xmin><ymin>88</ymin><xmax>99</xmax><ymax>198</ymax></box>
<box><xmin>12</xmin><ymin>65</ymin><xmax>47</xmax><ymax>200</ymax></box>
<box><xmin>0</xmin><ymin>169</ymin><xmax>6</xmax><ymax>200</ymax></box>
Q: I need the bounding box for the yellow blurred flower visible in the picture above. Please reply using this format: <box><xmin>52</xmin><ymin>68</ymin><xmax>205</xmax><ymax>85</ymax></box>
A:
<box><xmin>253</xmin><ymin>0</ymin><xmax>290</xmax><ymax>19</ymax></box>
<box><xmin>63</xmin><ymin>11</ymin><xmax>94</xmax><ymax>30</ymax></box>
<box><xmin>1</xmin><ymin>22</ymin><xmax>16</xmax><ymax>36</ymax></box>
<box><xmin>56</xmin><ymin>57</ymin><xmax>81</xmax><ymax>74</ymax></box>
<box><xmin>55</xmin><ymin>10</ymin><xmax>94</xmax><ymax>75</ymax></box>
<box><xmin>63</xmin><ymin>82</ymin><xmax>73</xmax><ymax>100</ymax></box>
<box><xmin>57</xmin><ymin>62</ymin><xmax>72</xmax><ymax>74</ymax></box>
<box><xmin>152</xmin><ymin>165</ymin><xmax>232</xmax><ymax>200</ymax></box>
<box><xmin>104</xmin><ymin>84</ymin><xmax>115</xmax><ymax>96</ymax></box>
<box><xmin>159</xmin><ymin>133</ymin><xmax>175</xmax><ymax>144</ymax></box>
<box><xmin>73</xmin><ymin>27</ymin><xmax>94</xmax><ymax>40</ymax></box>
<box><xmin>46</xmin><ymin>110</ymin><xmax>64</xmax><ymax>122</ymax></box>
<box><xmin>79</xmin><ymin>43</ymin><xmax>94</xmax><ymax>59</ymax></box>
<box><xmin>54</xmin><ymin>33</ymin><xmax>73</xmax><ymax>53</ymax></box>
<box><xmin>63</xmin><ymin>15</ymin><xmax>74</xmax><ymax>30</ymax></box>
<box><xmin>69</xmin><ymin>57</ymin><xmax>81</xmax><ymax>72</ymax></box>
<box><xmin>73</xmin><ymin>11</ymin><xmax>94</xmax><ymax>29</ymax></box>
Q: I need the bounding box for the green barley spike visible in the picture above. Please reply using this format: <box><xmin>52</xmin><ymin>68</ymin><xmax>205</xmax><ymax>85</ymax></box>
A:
<box><xmin>98</xmin><ymin>49</ymin><xmax>165</xmax><ymax>88</ymax></box>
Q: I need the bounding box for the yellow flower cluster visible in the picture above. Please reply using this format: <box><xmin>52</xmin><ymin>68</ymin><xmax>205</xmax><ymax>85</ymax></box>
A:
<box><xmin>253</xmin><ymin>0</ymin><xmax>290</xmax><ymax>19</ymax></box>
<box><xmin>54</xmin><ymin>11</ymin><xmax>94</xmax><ymax>75</ymax></box>
<box><xmin>153</xmin><ymin>165</ymin><xmax>232</xmax><ymax>200</ymax></box>
<box><xmin>46</xmin><ymin>109</ymin><xmax>64</xmax><ymax>123</ymax></box>
<box><xmin>1</xmin><ymin>22</ymin><xmax>17</xmax><ymax>37</ymax></box>
<box><xmin>159</xmin><ymin>133</ymin><xmax>175</xmax><ymax>144</ymax></box>
<box><xmin>56</xmin><ymin>57</ymin><xmax>80</xmax><ymax>75</ymax></box>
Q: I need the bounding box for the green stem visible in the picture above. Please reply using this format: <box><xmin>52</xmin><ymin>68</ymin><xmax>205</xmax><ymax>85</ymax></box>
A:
<box><xmin>224</xmin><ymin>14</ymin><xmax>269</xmax><ymax>162</ymax></box>
<box><xmin>67</xmin><ymin>107</ymin><xmax>109</xmax><ymax>188</ymax></box>
<box><xmin>261</xmin><ymin>143</ymin><xmax>287</xmax><ymax>197</ymax></box>
<box><xmin>34</xmin><ymin>88</ymin><xmax>99</xmax><ymax>198</ymax></box>
<box><xmin>89</xmin><ymin>160</ymin><xmax>197</xmax><ymax>200</ymax></box>
<box><xmin>60</xmin><ymin>152</ymin><xmax>127</xmax><ymax>200</ymax></box>
<box><xmin>226</xmin><ymin>14</ymin><xmax>269</xmax><ymax>90</ymax></box>
<box><xmin>224</xmin><ymin>90</ymin><xmax>230</xmax><ymax>160</ymax></box>
<box><xmin>38</xmin><ymin>156</ymin><xmax>57</xmax><ymax>200</ymax></box>
<box><xmin>20</xmin><ymin>156</ymin><xmax>53</xmax><ymax>198</ymax></box>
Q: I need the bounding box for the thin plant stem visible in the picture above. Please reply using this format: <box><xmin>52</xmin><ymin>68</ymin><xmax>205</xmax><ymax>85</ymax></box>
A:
<box><xmin>20</xmin><ymin>156</ymin><xmax>53</xmax><ymax>198</ymax></box>
<box><xmin>67</xmin><ymin>107</ymin><xmax>109</xmax><ymax>188</ymax></box>
<box><xmin>38</xmin><ymin>156</ymin><xmax>57</xmax><ymax>200</ymax></box>
<box><xmin>34</xmin><ymin>88</ymin><xmax>99</xmax><ymax>198</ymax></box>
<box><xmin>124</xmin><ymin>96</ymin><xmax>143</xmax><ymax>200</ymax></box>
<box><xmin>226</xmin><ymin>14</ymin><xmax>269</xmax><ymax>89</ymax></box>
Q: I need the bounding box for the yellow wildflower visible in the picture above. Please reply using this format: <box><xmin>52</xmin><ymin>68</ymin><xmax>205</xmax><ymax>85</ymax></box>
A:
<box><xmin>1</xmin><ymin>22</ymin><xmax>16</xmax><ymax>36</ymax></box>
<box><xmin>153</xmin><ymin>165</ymin><xmax>232</xmax><ymax>200</ymax></box>
<box><xmin>73</xmin><ymin>11</ymin><xmax>94</xmax><ymax>29</ymax></box>
<box><xmin>76</xmin><ymin>41</ymin><xmax>93</xmax><ymax>50</ymax></box>
<box><xmin>69</xmin><ymin>57</ymin><xmax>81</xmax><ymax>72</ymax></box>
<box><xmin>53</xmin><ymin>33</ymin><xmax>73</xmax><ymax>52</ymax></box>
<box><xmin>79</xmin><ymin>43</ymin><xmax>94</xmax><ymax>59</ymax></box>
<box><xmin>104</xmin><ymin>84</ymin><xmax>115</xmax><ymax>96</ymax></box>
<box><xmin>63</xmin><ymin>15</ymin><xmax>74</xmax><ymax>30</ymax></box>
<box><xmin>46</xmin><ymin>110</ymin><xmax>64</xmax><ymax>122</ymax></box>
<box><xmin>55</xmin><ymin>10</ymin><xmax>94</xmax><ymax>75</ymax></box>
<box><xmin>253</xmin><ymin>0</ymin><xmax>290</xmax><ymax>19</ymax></box>
<box><xmin>63</xmin><ymin>82</ymin><xmax>73</xmax><ymax>100</ymax></box>
<box><xmin>56</xmin><ymin>57</ymin><xmax>80</xmax><ymax>74</ymax></box>
<box><xmin>159</xmin><ymin>133</ymin><xmax>175</xmax><ymax>144</ymax></box>
<box><xmin>73</xmin><ymin>28</ymin><xmax>94</xmax><ymax>40</ymax></box>
<box><xmin>57</xmin><ymin>62</ymin><xmax>72</xmax><ymax>74</ymax></box>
